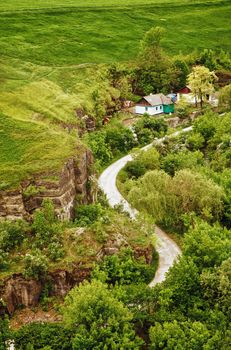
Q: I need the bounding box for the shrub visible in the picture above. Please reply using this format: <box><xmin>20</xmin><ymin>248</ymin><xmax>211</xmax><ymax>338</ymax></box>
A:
<box><xmin>75</xmin><ymin>203</ymin><xmax>104</xmax><ymax>226</ymax></box>
<box><xmin>92</xmin><ymin>248</ymin><xmax>155</xmax><ymax>285</ymax></box>
<box><xmin>186</xmin><ymin>132</ymin><xmax>205</xmax><ymax>150</ymax></box>
<box><xmin>0</xmin><ymin>249</ymin><xmax>9</xmax><ymax>270</ymax></box>
<box><xmin>0</xmin><ymin>220</ymin><xmax>28</xmax><ymax>252</ymax></box>
<box><xmin>23</xmin><ymin>249</ymin><xmax>48</xmax><ymax>279</ymax></box>
<box><xmin>47</xmin><ymin>242</ymin><xmax>65</xmax><ymax>262</ymax></box>
<box><xmin>14</xmin><ymin>323</ymin><xmax>72</xmax><ymax>350</ymax></box>
<box><xmin>124</xmin><ymin>161</ymin><xmax>146</xmax><ymax>179</ymax></box>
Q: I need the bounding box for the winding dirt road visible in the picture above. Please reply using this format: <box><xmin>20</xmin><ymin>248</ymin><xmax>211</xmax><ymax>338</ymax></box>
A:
<box><xmin>99</xmin><ymin>127</ymin><xmax>192</xmax><ymax>286</ymax></box>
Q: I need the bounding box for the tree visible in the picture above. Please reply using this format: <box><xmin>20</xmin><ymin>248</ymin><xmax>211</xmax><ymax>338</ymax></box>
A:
<box><xmin>14</xmin><ymin>323</ymin><xmax>72</xmax><ymax>350</ymax></box>
<box><xmin>187</xmin><ymin>66</ymin><xmax>217</xmax><ymax>108</ymax></box>
<box><xmin>183</xmin><ymin>220</ymin><xmax>231</xmax><ymax>271</ymax></box>
<box><xmin>136</xmin><ymin>27</ymin><xmax>175</xmax><ymax>95</ymax></box>
<box><xmin>62</xmin><ymin>280</ymin><xmax>143</xmax><ymax>349</ymax></box>
<box><xmin>219</xmin><ymin>84</ymin><xmax>231</xmax><ymax>110</ymax></box>
<box><xmin>139</xmin><ymin>26</ymin><xmax>166</xmax><ymax>66</ymax></box>
<box><xmin>0</xmin><ymin>317</ymin><xmax>11</xmax><ymax>350</ymax></box>
<box><xmin>149</xmin><ymin>320</ymin><xmax>210</xmax><ymax>350</ymax></box>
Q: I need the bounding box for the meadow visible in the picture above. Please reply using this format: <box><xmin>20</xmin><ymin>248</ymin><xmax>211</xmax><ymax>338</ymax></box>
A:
<box><xmin>0</xmin><ymin>0</ymin><xmax>230</xmax><ymax>65</ymax></box>
<box><xmin>0</xmin><ymin>0</ymin><xmax>230</xmax><ymax>188</ymax></box>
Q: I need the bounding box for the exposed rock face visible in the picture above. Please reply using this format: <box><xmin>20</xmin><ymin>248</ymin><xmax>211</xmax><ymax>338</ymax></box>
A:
<box><xmin>0</xmin><ymin>267</ymin><xmax>91</xmax><ymax>315</ymax></box>
<box><xmin>0</xmin><ymin>150</ymin><xmax>93</xmax><ymax>220</ymax></box>
<box><xmin>0</xmin><ymin>275</ymin><xmax>42</xmax><ymax>315</ymax></box>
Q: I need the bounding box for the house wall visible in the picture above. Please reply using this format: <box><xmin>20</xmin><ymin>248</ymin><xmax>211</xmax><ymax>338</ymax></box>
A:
<box><xmin>135</xmin><ymin>105</ymin><xmax>163</xmax><ymax>115</ymax></box>
<box><xmin>177</xmin><ymin>93</ymin><xmax>197</xmax><ymax>104</ymax></box>
<box><xmin>163</xmin><ymin>104</ymin><xmax>174</xmax><ymax>114</ymax></box>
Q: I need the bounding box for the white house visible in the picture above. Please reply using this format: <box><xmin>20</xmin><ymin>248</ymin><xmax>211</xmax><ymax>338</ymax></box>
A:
<box><xmin>135</xmin><ymin>93</ymin><xmax>174</xmax><ymax>115</ymax></box>
<box><xmin>176</xmin><ymin>86</ymin><xmax>218</xmax><ymax>106</ymax></box>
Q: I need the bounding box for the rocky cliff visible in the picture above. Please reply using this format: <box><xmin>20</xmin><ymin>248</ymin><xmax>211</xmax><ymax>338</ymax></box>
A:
<box><xmin>0</xmin><ymin>267</ymin><xmax>91</xmax><ymax>315</ymax></box>
<box><xmin>0</xmin><ymin>149</ymin><xmax>93</xmax><ymax>221</ymax></box>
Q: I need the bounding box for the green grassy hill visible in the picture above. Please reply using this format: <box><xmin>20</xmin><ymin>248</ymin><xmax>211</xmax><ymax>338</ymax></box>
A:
<box><xmin>0</xmin><ymin>0</ymin><xmax>230</xmax><ymax>65</ymax></box>
<box><xmin>0</xmin><ymin>0</ymin><xmax>230</xmax><ymax>189</ymax></box>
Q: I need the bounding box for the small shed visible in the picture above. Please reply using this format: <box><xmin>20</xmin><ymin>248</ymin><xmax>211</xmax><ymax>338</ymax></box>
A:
<box><xmin>135</xmin><ymin>93</ymin><xmax>174</xmax><ymax>115</ymax></box>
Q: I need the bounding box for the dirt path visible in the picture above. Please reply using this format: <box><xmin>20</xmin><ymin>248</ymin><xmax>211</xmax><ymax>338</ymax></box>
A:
<box><xmin>99</xmin><ymin>127</ymin><xmax>192</xmax><ymax>286</ymax></box>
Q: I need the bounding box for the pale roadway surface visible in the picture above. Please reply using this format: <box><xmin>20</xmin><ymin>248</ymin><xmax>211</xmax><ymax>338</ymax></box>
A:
<box><xmin>98</xmin><ymin>127</ymin><xmax>192</xmax><ymax>287</ymax></box>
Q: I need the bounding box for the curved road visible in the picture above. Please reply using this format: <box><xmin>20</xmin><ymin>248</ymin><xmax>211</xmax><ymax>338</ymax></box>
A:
<box><xmin>99</xmin><ymin>127</ymin><xmax>192</xmax><ymax>287</ymax></box>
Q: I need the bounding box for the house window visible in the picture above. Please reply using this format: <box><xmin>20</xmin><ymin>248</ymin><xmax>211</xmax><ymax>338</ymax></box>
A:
<box><xmin>156</xmin><ymin>107</ymin><xmax>158</xmax><ymax>110</ymax></box>
<box><xmin>160</xmin><ymin>106</ymin><xmax>162</xmax><ymax>110</ymax></box>
<box><xmin>145</xmin><ymin>106</ymin><xmax>148</xmax><ymax>111</ymax></box>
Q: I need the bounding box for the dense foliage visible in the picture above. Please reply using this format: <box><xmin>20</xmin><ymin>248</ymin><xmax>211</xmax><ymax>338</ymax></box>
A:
<box><xmin>62</xmin><ymin>280</ymin><xmax>143</xmax><ymax>349</ymax></box>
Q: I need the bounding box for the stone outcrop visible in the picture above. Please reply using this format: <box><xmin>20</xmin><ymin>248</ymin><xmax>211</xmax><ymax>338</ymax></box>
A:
<box><xmin>0</xmin><ymin>275</ymin><xmax>42</xmax><ymax>315</ymax></box>
<box><xmin>0</xmin><ymin>267</ymin><xmax>91</xmax><ymax>315</ymax></box>
<box><xmin>0</xmin><ymin>243</ymin><xmax>152</xmax><ymax>315</ymax></box>
<box><xmin>0</xmin><ymin>150</ymin><xmax>93</xmax><ymax>220</ymax></box>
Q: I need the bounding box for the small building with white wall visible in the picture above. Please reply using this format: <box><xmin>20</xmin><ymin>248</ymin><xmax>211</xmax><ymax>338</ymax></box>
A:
<box><xmin>135</xmin><ymin>93</ymin><xmax>174</xmax><ymax>115</ymax></box>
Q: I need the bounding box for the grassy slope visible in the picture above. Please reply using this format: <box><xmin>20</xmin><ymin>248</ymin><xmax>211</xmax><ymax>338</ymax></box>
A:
<box><xmin>0</xmin><ymin>0</ymin><xmax>230</xmax><ymax>188</ymax></box>
<box><xmin>0</xmin><ymin>113</ymin><xmax>78</xmax><ymax>189</ymax></box>
<box><xmin>0</xmin><ymin>0</ymin><xmax>230</xmax><ymax>65</ymax></box>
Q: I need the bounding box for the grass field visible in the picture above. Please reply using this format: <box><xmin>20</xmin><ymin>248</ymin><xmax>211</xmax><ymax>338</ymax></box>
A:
<box><xmin>0</xmin><ymin>0</ymin><xmax>230</xmax><ymax>189</ymax></box>
<box><xmin>0</xmin><ymin>0</ymin><xmax>230</xmax><ymax>65</ymax></box>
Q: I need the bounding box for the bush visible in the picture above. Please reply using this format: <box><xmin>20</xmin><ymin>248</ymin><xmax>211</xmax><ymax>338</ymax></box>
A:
<box><xmin>75</xmin><ymin>203</ymin><xmax>104</xmax><ymax>226</ymax></box>
<box><xmin>47</xmin><ymin>242</ymin><xmax>65</xmax><ymax>262</ymax></box>
<box><xmin>0</xmin><ymin>220</ymin><xmax>28</xmax><ymax>252</ymax></box>
<box><xmin>134</xmin><ymin>116</ymin><xmax>168</xmax><ymax>145</ymax></box>
<box><xmin>23</xmin><ymin>249</ymin><xmax>48</xmax><ymax>279</ymax></box>
<box><xmin>92</xmin><ymin>248</ymin><xmax>155</xmax><ymax>285</ymax></box>
<box><xmin>186</xmin><ymin>132</ymin><xmax>205</xmax><ymax>150</ymax></box>
<box><xmin>161</xmin><ymin>150</ymin><xmax>204</xmax><ymax>176</ymax></box>
<box><xmin>14</xmin><ymin>323</ymin><xmax>72</xmax><ymax>350</ymax></box>
<box><xmin>124</xmin><ymin>161</ymin><xmax>146</xmax><ymax>179</ymax></box>
<box><xmin>0</xmin><ymin>249</ymin><xmax>9</xmax><ymax>270</ymax></box>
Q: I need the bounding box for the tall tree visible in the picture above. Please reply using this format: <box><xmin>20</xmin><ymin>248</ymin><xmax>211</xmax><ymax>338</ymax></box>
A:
<box><xmin>187</xmin><ymin>66</ymin><xmax>217</xmax><ymax>108</ymax></box>
<box><xmin>219</xmin><ymin>84</ymin><xmax>231</xmax><ymax>111</ymax></box>
<box><xmin>62</xmin><ymin>280</ymin><xmax>143</xmax><ymax>349</ymax></box>
<box><xmin>140</xmin><ymin>26</ymin><xmax>165</xmax><ymax>63</ymax></box>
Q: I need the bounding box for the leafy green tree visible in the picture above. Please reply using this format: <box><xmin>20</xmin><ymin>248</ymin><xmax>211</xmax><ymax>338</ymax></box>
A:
<box><xmin>139</xmin><ymin>26</ymin><xmax>166</xmax><ymax>67</ymax></box>
<box><xmin>173</xmin><ymin>58</ymin><xmax>190</xmax><ymax>90</ymax></box>
<box><xmin>86</xmin><ymin>131</ymin><xmax>113</xmax><ymax>166</ymax></box>
<box><xmin>198</xmin><ymin>49</ymin><xmax>231</xmax><ymax>71</ymax></box>
<box><xmin>62</xmin><ymin>280</ymin><xmax>143</xmax><ymax>349</ymax></box>
<box><xmin>161</xmin><ymin>150</ymin><xmax>204</xmax><ymax>176</ymax></box>
<box><xmin>200</xmin><ymin>257</ymin><xmax>231</xmax><ymax>314</ymax></box>
<box><xmin>128</xmin><ymin>170</ymin><xmax>171</xmax><ymax>224</ymax></box>
<box><xmin>75</xmin><ymin>203</ymin><xmax>104</xmax><ymax>226</ymax></box>
<box><xmin>128</xmin><ymin>169</ymin><xmax>224</xmax><ymax>229</ymax></box>
<box><xmin>186</xmin><ymin>133</ymin><xmax>205</xmax><ymax>151</ymax></box>
<box><xmin>183</xmin><ymin>221</ymin><xmax>231</xmax><ymax>271</ymax></box>
<box><xmin>92</xmin><ymin>248</ymin><xmax>154</xmax><ymax>285</ymax></box>
<box><xmin>172</xmin><ymin>169</ymin><xmax>224</xmax><ymax>222</ymax></box>
<box><xmin>187</xmin><ymin>66</ymin><xmax>217</xmax><ymax>108</ymax></box>
<box><xmin>219</xmin><ymin>84</ymin><xmax>231</xmax><ymax>111</ymax></box>
<box><xmin>149</xmin><ymin>320</ymin><xmax>210</xmax><ymax>350</ymax></box>
<box><xmin>105</xmin><ymin>124</ymin><xmax>136</xmax><ymax>154</ymax></box>
<box><xmin>0</xmin><ymin>317</ymin><xmax>11</xmax><ymax>350</ymax></box>
<box><xmin>0</xmin><ymin>219</ymin><xmax>28</xmax><ymax>252</ymax></box>
<box><xmin>135</xmin><ymin>26</ymin><xmax>178</xmax><ymax>94</ymax></box>
<box><xmin>14</xmin><ymin>323</ymin><xmax>72</xmax><ymax>350</ymax></box>
<box><xmin>193</xmin><ymin>112</ymin><xmax>217</xmax><ymax>142</ymax></box>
